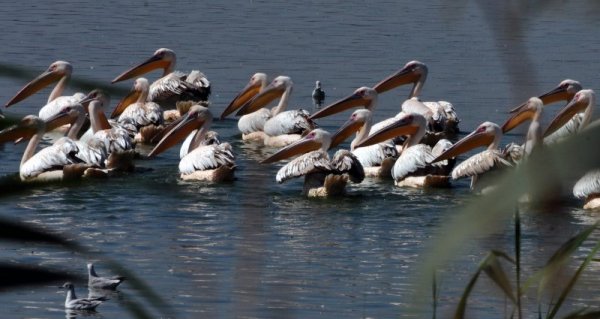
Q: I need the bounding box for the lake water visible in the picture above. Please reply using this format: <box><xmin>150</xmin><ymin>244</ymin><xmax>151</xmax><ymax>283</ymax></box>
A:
<box><xmin>0</xmin><ymin>1</ymin><xmax>599</xmax><ymax>318</ymax></box>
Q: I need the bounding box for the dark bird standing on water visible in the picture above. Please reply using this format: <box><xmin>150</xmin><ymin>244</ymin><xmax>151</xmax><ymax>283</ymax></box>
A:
<box><xmin>312</xmin><ymin>80</ymin><xmax>325</xmax><ymax>108</ymax></box>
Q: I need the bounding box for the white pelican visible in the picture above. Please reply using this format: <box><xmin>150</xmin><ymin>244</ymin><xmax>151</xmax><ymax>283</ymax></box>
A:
<box><xmin>431</xmin><ymin>122</ymin><xmax>522</xmax><ymax>193</ymax></box>
<box><xmin>0</xmin><ymin>115</ymin><xmax>87</xmax><ymax>182</ymax></box>
<box><xmin>5</xmin><ymin>61</ymin><xmax>85</xmax><ymax>121</ymax></box>
<box><xmin>80</xmin><ymin>91</ymin><xmax>136</xmax><ymax>171</ymax></box>
<box><xmin>573</xmin><ymin>170</ymin><xmax>600</xmax><ymax>210</ymax></box>
<box><xmin>543</xmin><ymin>89</ymin><xmax>595</xmax><ymax>141</ymax></box>
<box><xmin>371</xmin><ymin>60</ymin><xmax>460</xmax><ymax>134</ymax></box>
<box><xmin>44</xmin><ymin>104</ymin><xmax>108</xmax><ymax>169</ymax></box>
<box><xmin>261</xmin><ymin>128</ymin><xmax>365</xmax><ymax>197</ymax></box>
<box><xmin>501</xmin><ymin>97</ymin><xmax>545</xmax><ymax>155</ymax></box>
<box><xmin>329</xmin><ymin>109</ymin><xmax>398</xmax><ymax>178</ymax></box>
<box><xmin>220</xmin><ymin>72</ymin><xmax>271</xmax><ymax>142</ymax></box>
<box><xmin>87</xmin><ymin>263</ymin><xmax>125</xmax><ymax>290</ymax></box>
<box><xmin>503</xmin><ymin>79</ymin><xmax>584</xmax><ymax>144</ymax></box>
<box><xmin>149</xmin><ymin>105</ymin><xmax>235</xmax><ymax>182</ymax></box>
<box><xmin>354</xmin><ymin>113</ymin><xmax>454</xmax><ymax>188</ymax></box>
<box><xmin>111</xmin><ymin>48</ymin><xmax>210</xmax><ymax>109</ymax></box>
<box><xmin>61</xmin><ymin>282</ymin><xmax>104</xmax><ymax>310</ymax></box>
<box><xmin>236</xmin><ymin>76</ymin><xmax>316</xmax><ymax>147</ymax></box>
<box><xmin>110</xmin><ymin>77</ymin><xmax>164</xmax><ymax>143</ymax></box>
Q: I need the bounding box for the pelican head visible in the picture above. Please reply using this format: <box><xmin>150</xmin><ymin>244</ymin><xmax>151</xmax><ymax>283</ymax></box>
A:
<box><xmin>543</xmin><ymin>89</ymin><xmax>595</xmax><ymax>138</ymax></box>
<box><xmin>373</xmin><ymin>60</ymin><xmax>428</xmax><ymax>94</ymax></box>
<box><xmin>112</xmin><ymin>48</ymin><xmax>176</xmax><ymax>83</ymax></box>
<box><xmin>111</xmin><ymin>77</ymin><xmax>150</xmax><ymax>118</ymax></box>
<box><xmin>509</xmin><ymin>79</ymin><xmax>582</xmax><ymax>114</ymax></box>
<box><xmin>261</xmin><ymin>128</ymin><xmax>331</xmax><ymax>164</ymax></box>
<box><xmin>310</xmin><ymin>86</ymin><xmax>377</xmax><ymax>119</ymax></box>
<box><xmin>0</xmin><ymin>115</ymin><xmax>45</xmax><ymax>144</ymax></box>
<box><xmin>149</xmin><ymin>104</ymin><xmax>212</xmax><ymax>157</ymax></box>
<box><xmin>502</xmin><ymin>97</ymin><xmax>544</xmax><ymax>133</ymax></box>
<box><xmin>354</xmin><ymin>112</ymin><xmax>426</xmax><ymax>149</ymax></box>
<box><xmin>220</xmin><ymin>72</ymin><xmax>268</xmax><ymax>119</ymax></box>
<box><xmin>81</xmin><ymin>89</ymin><xmax>111</xmax><ymax>111</ymax></box>
<box><xmin>431</xmin><ymin>122</ymin><xmax>501</xmax><ymax>163</ymax></box>
<box><xmin>329</xmin><ymin>109</ymin><xmax>372</xmax><ymax>150</ymax></box>
<box><xmin>44</xmin><ymin>104</ymin><xmax>86</xmax><ymax>132</ymax></box>
<box><xmin>236</xmin><ymin>75</ymin><xmax>292</xmax><ymax>116</ymax></box>
<box><xmin>5</xmin><ymin>61</ymin><xmax>73</xmax><ymax>107</ymax></box>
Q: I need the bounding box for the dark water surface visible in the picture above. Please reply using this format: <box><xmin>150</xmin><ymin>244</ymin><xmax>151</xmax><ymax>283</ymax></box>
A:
<box><xmin>1</xmin><ymin>1</ymin><xmax>600</xmax><ymax>318</ymax></box>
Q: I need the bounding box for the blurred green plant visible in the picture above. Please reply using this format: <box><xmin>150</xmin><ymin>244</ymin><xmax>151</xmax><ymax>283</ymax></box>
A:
<box><xmin>412</xmin><ymin>119</ymin><xmax>600</xmax><ymax>317</ymax></box>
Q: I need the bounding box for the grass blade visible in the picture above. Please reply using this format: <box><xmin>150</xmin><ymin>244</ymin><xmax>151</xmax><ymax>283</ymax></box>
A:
<box><xmin>0</xmin><ymin>263</ymin><xmax>81</xmax><ymax>291</ymax></box>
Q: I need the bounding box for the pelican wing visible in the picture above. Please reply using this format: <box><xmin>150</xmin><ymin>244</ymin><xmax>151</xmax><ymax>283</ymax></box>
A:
<box><xmin>74</xmin><ymin>138</ymin><xmax>108</xmax><ymax>167</ymax></box>
<box><xmin>150</xmin><ymin>72</ymin><xmax>210</xmax><ymax>104</ymax></box>
<box><xmin>263</xmin><ymin>109</ymin><xmax>315</xmax><ymax>136</ymax></box>
<box><xmin>392</xmin><ymin>144</ymin><xmax>437</xmax><ymax>181</ymax></box>
<box><xmin>275</xmin><ymin>150</ymin><xmax>331</xmax><ymax>183</ymax></box>
<box><xmin>543</xmin><ymin>113</ymin><xmax>584</xmax><ymax>144</ymax></box>
<box><xmin>331</xmin><ymin>149</ymin><xmax>365</xmax><ymax>183</ymax></box>
<box><xmin>179</xmin><ymin>143</ymin><xmax>234</xmax><ymax>175</ymax></box>
<box><xmin>451</xmin><ymin>149</ymin><xmax>512</xmax><ymax>180</ymax></box>
<box><xmin>353</xmin><ymin>142</ymin><xmax>398</xmax><ymax>167</ymax></box>
<box><xmin>20</xmin><ymin>137</ymin><xmax>82</xmax><ymax>179</ymax></box>
<box><xmin>573</xmin><ymin>170</ymin><xmax>600</xmax><ymax>199</ymax></box>
<box><xmin>118</xmin><ymin>101</ymin><xmax>163</xmax><ymax>128</ymax></box>
<box><xmin>38</xmin><ymin>93</ymin><xmax>85</xmax><ymax>120</ymax></box>
<box><xmin>94</xmin><ymin>127</ymin><xmax>135</xmax><ymax>153</ymax></box>
<box><xmin>238</xmin><ymin>109</ymin><xmax>271</xmax><ymax>134</ymax></box>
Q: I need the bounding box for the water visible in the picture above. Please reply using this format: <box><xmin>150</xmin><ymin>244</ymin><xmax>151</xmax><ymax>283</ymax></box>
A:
<box><xmin>1</xmin><ymin>1</ymin><xmax>600</xmax><ymax>318</ymax></box>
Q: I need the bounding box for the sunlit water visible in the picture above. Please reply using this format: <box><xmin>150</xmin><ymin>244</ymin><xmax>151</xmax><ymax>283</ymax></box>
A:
<box><xmin>0</xmin><ymin>1</ymin><xmax>599</xmax><ymax>318</ymax></box>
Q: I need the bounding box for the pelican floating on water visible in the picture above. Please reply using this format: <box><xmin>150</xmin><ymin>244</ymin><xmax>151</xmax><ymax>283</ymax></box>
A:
<box><xmin>371</xmin><ymin>60</ymin><xmax>460</xmax><ymax>134</ymax></box>
<box><xmin>355</xmin><ymin>113</ymin><xmax>454</xmax><ymax>188</ymax></box>
<box><xmin>149</xmin><ymin>105</ymin><xmax>235</xmax><ymax>182</ymax></box>
<box><xmin>0</xmin><ymin>115</ymin><xmax>87</xmax><ymax>182</ymax></box>
<box><xmin>5</xmin><ymin>61</ymin><xmax>84</xmax><ymax>121</ymax></box>
<box><xmin>61</xmin><ymin>282</ymin><xmax>105</xmax><ymax>310</ymax></box>
<box><xmin>87</xmin><ymin>263</ymin><xmax>125</xmax><ymax>290</ymax></box>
<box><xmin>330</xmin><ymin>108</ymin><xmax>398</xmax><ymax>178</ymax></box>
<box><xmin>503</xmin><ymin>79</ymin><xmax>585</xmax><ymax>144</ymax></box>
<box><xmin>236</xmin><ymin>76</ymin><xmax>316</xmax><ymax>147</ymax></box>
<box><xmin>573</xmin><ymin>170</ymin><xmax>600</xmax><ymax>210</ymax></box>
<box><xmin>262</xmin><ymin>128</ymin><xmax>364</xmax><ymax>197</ymax></box>
<box><xmin>432</xmin><ymin>122</ymin><xmax>522</xmax><ymax>193</ymax></box>
<box><xmin>220</xmin><ymin>72</ymin><xmax>271</xmax><ymax>142</ymax></box>
<box><xmin>112</xmin><ymin>48</ymin><xmax>210</xmax><ymax>110</ymax></box>
<box><xmin>111</xmin><ymin>77</ymin><xmax>164</xmax><ymax>143</ymax></box>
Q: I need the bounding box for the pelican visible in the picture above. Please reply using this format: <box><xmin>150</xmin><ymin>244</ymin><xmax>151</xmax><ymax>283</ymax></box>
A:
<box><xmin>87</xmin><ymin>263</ymin><xmax>125</xmax><ymax>290</ymax></box>
<box><xmin>110</xmin><ymin>77</ymin><xmax>164</xmax><ymax>143</ymax></box>
<box><xmin>261</xmin><ymin>128</ymin><xmax>364</xmax><ymax>197</ymax></box>
<box><xmin>354</xmin><ymin>113</ymin><xmax>454</xmax><ymax>188</ymax></box>
<box><xmin>573</xmin><ymin>170</ymin><xmax>600</xmax><ymax>210</ymax></box>
<box><xmin>431</xmin><ymin>122</ymin><xmax>522</xmax><ymax>193</ymax></box>
<box><xmin>112</xmin><ymin>48</ymin><xmax>210</xmax><ymax>110</ymax></box>
<box><xmin>329</xmin><ymin>109</ymin><xmax>398</xmax><ymax>178</ymax></box>
<box><xmin>44</xmin><ymin>104</ymin><xmax>108</xmax><ymax>169</ymax></box>
<box><xmin>220</xmin><ymin>72</ymin><xmax>271</xmax><ymax>142</ymax></box>
<box><xmin>149</xmin><ymin>105</ymin><xmax>235</xmax><ymax>182</ymax></box>
<box><xmin>236</xmin><ymin>76</ymin><xmax>316</xmax><ymax>147</ymax></box>
<box><xmin>543</xmin><ymin>89</ymin><xmax>595</xmax><ymax>141</ymax></box>
<box><xmin>501</xmin><ymin>97</ymin><xmax>545</xmax><ymax>155</ymax></box>
<box><xmin>80</xmin><ymin>91</ymin><xmax>136</xmax><ymax>171</ymax></box>
<box><xmin>5</xmin><ymin>61</ymin><xmax>85</xmax><ymax>121</ymax></box>
<box><xmin>373</xmin><ymin>61</ymin><xmax>460</xmax><ymax>134</ymax></box>
<box><xmin>61</xmin><ymin>282</ymin><xmax>104</xmax><ymax>310</ymax></box>
<box><xmin>503</xmin><ymin>79</ymin><xmax>584</xmax><ymax>144</ymax></box>
<box><xmin>0</xmin><ymin>115</ymin><xmax>87</xmax><ymax>182</ymax></box>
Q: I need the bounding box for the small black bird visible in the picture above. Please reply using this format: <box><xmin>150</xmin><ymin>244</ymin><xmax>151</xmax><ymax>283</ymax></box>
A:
<box><xmin>312</xmin><ymin>80</ymin><xmax>325</xmax><ymax>108</ymax></box>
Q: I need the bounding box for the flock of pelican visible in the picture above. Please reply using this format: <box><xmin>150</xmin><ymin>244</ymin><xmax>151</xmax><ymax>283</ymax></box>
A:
<box><xmin>1</xmin><ymin>49</ymin><xmax>598</xmax><ymax>209</ymax></box>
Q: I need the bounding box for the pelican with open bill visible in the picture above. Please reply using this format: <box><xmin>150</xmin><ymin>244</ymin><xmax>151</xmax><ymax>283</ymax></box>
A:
<box><xmin>149</xmin><ymin>105</ymin><xmax>235</xmax><ymax>182</ymax></box>
<box><xmin>261</xmin><ymin>128</ymin><xmax>364</xmax><ymax>197</ymax></box>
